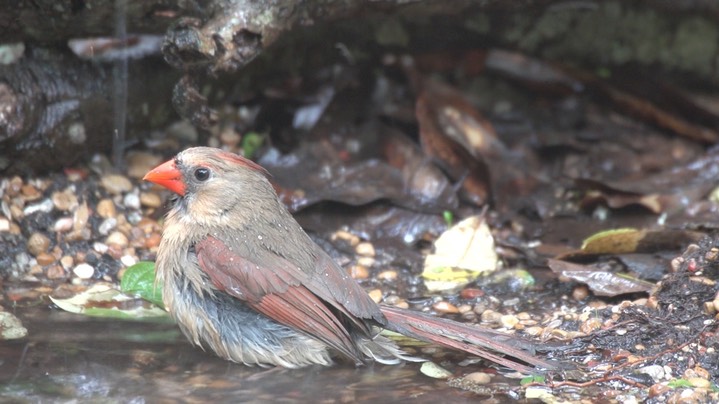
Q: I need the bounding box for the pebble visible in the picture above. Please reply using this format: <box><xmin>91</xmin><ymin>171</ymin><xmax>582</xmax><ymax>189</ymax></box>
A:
<box><xmin>580</xmin><ymin>317</ymin><xmax>602</xmax><ymax>334</ymax></box>
<box><xmin>60</xmin><ymin>256</ymin><xmax>74</xmax><ymax>270</ymax></box>
<box><xmin>73</xmin><ymin>263</ymin><xmax>95</xmax><ymax>279</ymax></box>
<box><xmin>101</xmin><ymin>174</ymin><xmax>133</xmax><ymax>195</ymax></box>
<box><xmin>220</xmin><ymin>129</ymin><xmax>241</xmax><ymax>147</ymax></box>
<box><xmin>463</xmin><ymin>372</ymin><xmax>492</xmax><ymax>384</ymax></box>
<box><xmin>126</xmin><ymin>152</ymin><xmax>162</xmax><ymax>179</ymax></box>
<box><xmin>93</xmin><ymin>242</ymin><xmax>109</xmax><ymax>254</ymax></box>
<box><xmin>120</xmin><ymin>255</ymin><xmax>137</xmax><ymax>267</ymax></box>
<box><xmin>27</xmin><ymin>233</ymin><xmax>51</xmax><ymax>256</ymax></box>
<box><xmin>0</xmin><ymin>216</ymin><xmax>9</xmax><ymax>232</ymax></box>
<box><xmin>688</xmin><ymin>377</ymin><xmax>711</xmax><ymax>388</ymax></box>
<box><xmin>433</xmin><ymin>301</ymin><xmax>459</xmax><ymax>314</ymax></box>
<box><xmin>98</xmin><ymin>217</ymin><xmax>118</xmax><ymax>235</ymax></box>
<box><xmin>97</xmin><ymin>199</ymin><xmax>117</xmax><ymax>219</ymax></box>
<box><xmin>355</xmin><ymin>242</ymin><xmax>375</xmax><ymax>257</ymax></box>
<box><xmin>377</xmin><ymin>270</ymin><xmax>398</xmax><ymax>281</ymax></box>
<box><xmin>500</xmin><ymin>314</ymin><xmax>519</xmax><ymax>329</ymax></box>
<box><xmin>368</xmin><ymin>289</ymin><xmax>383</xmax><ymax>303</ymax></box>
<box><xmin>572</xmin><ymin>285</ymin><xmax>590</xmax><ymax>301</ymax></box>
<box><xmin>51</xmin><ymin>189</ymin><xmax>78</xmax><ymax>211</ymax></box>
<box><xmin>46</xmin><ymin>265</ymin><xmax>66</xmax><ymax>279</ymax></box>
<box><xmin>144</xmin><ymin>233</ymin><xmax>162</xmax><ymax>249</ymax></box>
<box><xmin>480</xmin><ymin>309</ymin><xmax>502</xmax><ymax>324</ymax></box>
<box><xmin>638</xmin><ymin>365</ymin><xmax>665</xmax><ymax>382</ymax></box>
<box><xmin>106</xmin><ymin>231</ymin><xmax>129</xmax><ymax>248</ymax></box>
<box><xmin>357</xmin><ymin>256</ymin><xmax>375</xmax><ymax>268</ymax></box>
<box><xmin>140</xmin><ymin>192</ymin><xmax>162</xmax><ymax>208</ymax></box>
<box><xmin>123</xmin><ymin>193</ymin><xmax>141</xmax><ymax>210</ymax></box>
<box><xmin>24</xmin><ymin>199</ymin><xmax>54</xmax><ymax>215</ymax></box>
<box><xmin>460</xmin><ymin>288</ymin><xmax>484</xmax><ymax>299</ymax></box>
<box><xmin>348</xmin><ymin>264</ymin><xmax>369</xmax><ymax>280</ymax></box>
<box><xmin>457</xmin><ymin>304</ymin><xmax>473</xmax><ymax>314</ymax></box>
<box><xmin>524</xmin><ymin>326</ymin><xmax>544</xmax><ymax>336</ymax></box>
<box><xmin>21</xmin><ymin>184</ymin><xmax>42</xmax><ymax>201</ymax></box>
<box><xmin>331</xmin><ymin>230</ymin><xmax>360</xmax><ymax>247</ymax></box>
<box><xmin>36</xmin><ymin>252</ymin><xmax>56</xmax><ymax>266</ymax></box>
<box><xmin>54</xmin><ymin>217</ymin><xmax>74</xmax><ymax>233</ymax></box>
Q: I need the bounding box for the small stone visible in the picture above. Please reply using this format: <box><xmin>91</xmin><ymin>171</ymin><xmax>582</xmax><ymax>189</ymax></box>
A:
<box><xmin>36</xmin><ymin>252</ymin><xmax>56</xmax><ymax>266</ymax></box>
<box><xmin>349</xmin><ymin>265</ymin><xmax>369</xmax><ymax>280</ymax></box>
<box><xmin>46</xmin><ymin>265</ymin><xmax>66</xmax><ymax>279</ymax></box>
<box><xmin>106</xmin><ymin>231</ymin><xmax>128</xmax><ymax>247</ymax></box>
<box><xmin>355</xmin><ymin>242</ymin><xmax>375</xmax><ymax>257</ymax></box>
<box><xmin>580</xmin><ymin>317</ymin><xmax>602</xmax><ymax>334</ymax></box>
<box><xmin>73</xmin><ymin>263</ymin><xmax>95</xmax><ymax>279</ymax></box>
<box><xmin>7</xmin><ymin>176</ymin><xmax>22</xmax><ymax>196</ymax></box>
<box><xmin>24</xmin><ymin>199</ymin><xmax>54</xmax><ymax>215</ymax></box>
<box><xmin>433</xmin><ymin>301</ymin><xmax>459</xmax><ymax>314</ymax></box>
<box><xmin>144</xmin><ymin>233</ymin><xmax>162</xmax><ymax>249</ymax></box>
<box><xmin>101</xmin><ymin>174</ymin><xmax>133</xmax><ymax>195</ymax></box>
<box><xmin>98</xmin><ymin>217</ymin><xmax>118</xmax><ymax>235</ymax></box>
<box><xmin>525</xmin><ymin>326</ymin><xmax>544</xmax><ymax>336</ymax></box>
<box><xmin>0</xmin><ymin>216</ymin><xmax>10</xmax><ymax>232</ymax></box>
<box><xmin>97</xmin><ymin>199</ymin><xmax>117</xmax><ymax>219</ymax></box>
<box><xmin>688</xmin><ymin>377</ymin><xmax>710</xmax><ymax>389</ymax></box>
<box><xmin>464</xmin><ymin>372</ymin><xmax>492</xmax><ymax>384</ymax></box>
<box><xmin>638</xmin><ymin>365</ymin><xmax>665</xmax><ymax>382</ymax></box>
<box><xmin>331</xmin><ymin>230</ymin><xmax>360</xmax><ymax>247</ymax></box>
<box><xmin>27</xmin><ymin>233</ymin><xmax>51</xmax><ymax>256</ymax></box>
<box><xmin>572</xmin><ymin>285</ymin><xmax>590</xmax><ymax>301</ymax></box>
<box><xmin>377</xmin><ymin>270</ymin><xmax>397</xmax><ymax>281</ymax></box>
<box><xmin>500</xmin><ymin>314</ymin><xmax>519</xmax><ymax>329</ymax></box>
<box><xmin>394</xmin><ymin>301</ymin><xmax>409</xmax><ymax>309</ymax></box>
<box><xmin>126</xmin><ymin>152</ymin><xmax>162</xmax><ymax>179</ymax></box>
<box><xmin>93</xmin><ymin>242</ymin><xmax>109</xmax><ymax>254</ymax></box>
<box><xmin>120</xmin><ymin>255</ymin><xmax>137</xmax><ymax>267</ymax></box>
<box><xmin>368</xmin><ymin>289</ymin><xmax>383</xmax><ymax>303</ymax></box>
<box><xmin>220</xmin><ymin>129</ymin><xmax>241</xmax><ymax>147</ymax></box>
<box><xmin>480</xmin><ymin>309</ymin><xmax>502</xmax><ymax>324</ymax></box>
<box><xmin>53</xmin><ymin>217</ymin><xmax>74</xmax><ymax>233</ymax></box>
<box><xmin>357</xmin><ymin>256</ymin><xmax>375</xmax><ymax>268</ymax></box>
<box><xmin>21</xmin><ymin>184</ymin><xmax>42</xmax><ymax>201</ymax></box>
<box><xmin>457</xmin><ymin>304</ymin><xmax>473</xmax><ymax>314</ymax></box>
<box><xmin>51</xmin><ymin>189</ymin><xmax>78</xmax><ymax>211</ymax></box>
<box><xmin>460</xmin><ymin>288</ymin><xmax>484</xmax><ymax>299</ymax></box>
<box><xmin>140</xmin><ymin>192</ymin><xmax>162</xmax><ymax>208</ymax></box>
<box><xmin>648</xmin><ymin>383</ymin><xmax>672</xmax><ymax>398</ymax></box>
<box><xmin>60</xmin><ymin>256</ymin><xmax>74</xmax><ymax>270</ymax></box>
<box><xmin>123</xmin><ymin>193</ymin><xmax>141</xmax><ymax>209</ymax></box>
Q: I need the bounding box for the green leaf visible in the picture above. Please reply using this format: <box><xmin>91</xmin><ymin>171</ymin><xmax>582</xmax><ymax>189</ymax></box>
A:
<box><xmin>241</xmin><ymin>132</ymin><xmax>264</xmax><ymax>159</ymax></box>
<box><xmin>442</xmin><ymin>210</ymin><xmax>454</xmax><ymax>227</ymax></box>
<box><xmin>520</xmin><ymin>375</ymin><xmax>546</xmax><ymax>385</ymax></box>
<box><xmin>121</xmin><ymin>261</ymin><xmax>164</xmax><ymax>309</ymax></box>
<box><xmin>668</xmin><ymin>379</ymin><xmax>693</xmax><ymax>388</ymax></box>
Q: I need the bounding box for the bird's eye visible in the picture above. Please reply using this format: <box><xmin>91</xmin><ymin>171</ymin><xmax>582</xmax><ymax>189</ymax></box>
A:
<box><xmin>194</xmin><ymin>167</ymin><xmax>210</xmax><ymax>181</ymax></box>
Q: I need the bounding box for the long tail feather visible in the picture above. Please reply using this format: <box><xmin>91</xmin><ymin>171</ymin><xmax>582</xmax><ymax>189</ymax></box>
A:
<box><xmin>380</xmin><ymin>305</ymin><xmax>558</xmax><ymax>373</ymax></box>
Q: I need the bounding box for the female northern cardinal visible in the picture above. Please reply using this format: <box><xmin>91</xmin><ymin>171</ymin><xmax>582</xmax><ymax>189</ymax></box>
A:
<box><xmin>143</xmin><ymin>147</ymin><xmax>557</xmax><ymax>372</ymax></box>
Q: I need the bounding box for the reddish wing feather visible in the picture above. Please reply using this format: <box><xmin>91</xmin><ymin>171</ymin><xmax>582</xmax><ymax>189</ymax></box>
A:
<box><xmin>195</xmin><ymin>236</ymin><xmax>364</xmax><ymax>362</ymax></box>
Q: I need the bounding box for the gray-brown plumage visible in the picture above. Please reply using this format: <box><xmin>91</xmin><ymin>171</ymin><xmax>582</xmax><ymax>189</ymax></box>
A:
<box><xmin>145</xmin><ymin>147</ymin><xmax>558</xmax><ymax>372</ymax></box>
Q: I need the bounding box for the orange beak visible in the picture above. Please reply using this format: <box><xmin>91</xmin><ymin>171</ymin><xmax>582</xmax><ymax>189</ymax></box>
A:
<box><xmin>143</xmin><ymin>159</ymin><xmax>186</xmax><ymax>196</ymax></box>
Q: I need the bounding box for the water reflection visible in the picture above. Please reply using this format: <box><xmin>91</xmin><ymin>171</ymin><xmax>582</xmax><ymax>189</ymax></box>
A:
<box><xmin>1</xmin><ymin>308</ymin><xmax>486</xmax><ymax>403</ymax></box>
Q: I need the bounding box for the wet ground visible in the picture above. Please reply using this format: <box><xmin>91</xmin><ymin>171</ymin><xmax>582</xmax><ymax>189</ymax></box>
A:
<box><xmin>2</xmin><ymin>306</ymin><xmax>503</xmax><ymax>403</ymax></box>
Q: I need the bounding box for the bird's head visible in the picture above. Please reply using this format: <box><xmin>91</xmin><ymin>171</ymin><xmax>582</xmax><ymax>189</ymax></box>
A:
<box><xmin>143</xmin><ymin>147</ymin><xmax>273</xmax><ymax>224</ymax></box>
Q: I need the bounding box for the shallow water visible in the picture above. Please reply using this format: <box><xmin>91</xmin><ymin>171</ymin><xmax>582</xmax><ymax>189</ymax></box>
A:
<box><xmin>0</xmin><ymin>307</ymin><xmax>491</xmax><ymax>403</ymax></box>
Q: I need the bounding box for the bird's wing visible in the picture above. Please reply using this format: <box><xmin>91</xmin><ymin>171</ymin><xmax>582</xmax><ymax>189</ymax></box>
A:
<box><xmin>194</xmin><ymin>235</ymin><xmax>372</xmax><ymax>363</ymax></box>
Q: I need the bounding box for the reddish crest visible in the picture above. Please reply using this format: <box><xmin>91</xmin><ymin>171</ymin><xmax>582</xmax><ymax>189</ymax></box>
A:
<box><xmin>216</xmin><ymin>150</ymin><xmax>271</xmax><ymax>178</ymax></box>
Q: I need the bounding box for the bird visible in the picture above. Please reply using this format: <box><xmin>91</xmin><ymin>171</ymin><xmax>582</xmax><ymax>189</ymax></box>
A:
<box><xmin>143</xmin><ymin>146</ymin><xmax>557</xmax><ymax>373</ymax></box>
